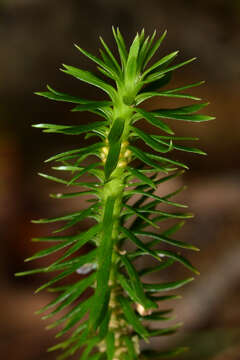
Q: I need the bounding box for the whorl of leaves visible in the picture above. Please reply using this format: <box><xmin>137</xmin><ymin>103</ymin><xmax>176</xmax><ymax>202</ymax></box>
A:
<box><xmin>16</xmin><ymin>27</ymin><xmax>214</xmax><ymax>360</ymax></box>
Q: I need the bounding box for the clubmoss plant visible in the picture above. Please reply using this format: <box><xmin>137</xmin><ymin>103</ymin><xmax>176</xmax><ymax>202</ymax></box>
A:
<box><xmin>16</xmin><ymin>28</ymin><xmax>214</xmax><ymax>360</ymax></box>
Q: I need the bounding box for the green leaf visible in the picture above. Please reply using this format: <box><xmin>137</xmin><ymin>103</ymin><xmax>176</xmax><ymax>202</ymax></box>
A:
<box><xmin>47</xmin><ymin>224</ymin><xmax>101</xmax><ymax>268</ymax></box>
<box><xmin>47</xmin><ymin>175</ymin><xmax>97</xmax><ymax>188</ymax></box>
<box><xmin>157</xmin><ymin>250</ymin><xmax>199</xmax><ymax>274</ymax></box>
<box><xmin>120</xmin><ymin>226</ymin><xmax>164</xmax><ymax>261</ymax></box>
<box><xmin>35</xmin><ymin>85</ymin><xmax>111</xmax><ymax>106</ymax></box>
<box><xmin>28</xmin><ymin>224</ymin><xmax>99</xmax><ymax>261</ymax></box>
<box><xmin>125</xmin><ymin>33</ymin><xmax>140</xmax><ymax>79</ymax></box>
<box><xmin>126</xmin><ymin>189</ymin><xmax>186</xmax><ymax>209</ymax></box>
<box><xmin>51</xmin><ymin>215</ymin><xmax>87</xmax><ymax>234</ymax></box>
<box><xmin>143</xmin><ymin>51</ymin><xmax>179</xmax><ymax>77</ymax></box>
<box><xmin>37</xmin><ymin>282</ymin><xmax>80</xmax><ymax>313</ymax></box>
<box><xmin>135</xmin><ymin>108</ymin><xmax>174</xmax><ymax>135</ymax></box>
<box><xmin>162</xmin><ymin>221</ymin><xmax>185</xmax><ymax>236</ymax></box>
<box><xmin>118</xmin><ymin>296</ymin><xmax>149</xmax><ymax>340</ymax></box>
<box><xmin>129</xmin><ymin>146</ymin><xmax>169</xmax><ymax>172</ymax></box>
<box><xmin>141</xmin><ymin>31</ymin><xmax>156</xmax><ymax>68</ymax></box>
<box><xmin>120</xmin><ymin>254</ymin><xmax>157</xmax><ymax>310</ymax></box>
<box><xmin>72</xmin><ymin>104</ymin><xmax>111</xmax><ymax>121</ymax></box>
<box><xmin>155</xmin><ymin>102</ymin><xmax>209</xmax><ymax>115</ymax></box>
<box><xmin>140</xmin><ymin>72</ymin><xmax>172</xmax><ymax>93</ymax></box>
<box><xmin>153</xmin><ymin>110</ymin><xmax>215</xmax><ymax>122</ymax></box>
<box><xmin>97</xmin><ymin>59</ymin><xmax>116</xmax><ymax>80</ymax></box>
<box><xmin>70</xmin><ymin>102</ymin><xmax>110</xmax><ymax>114</ymax></box>
<box><xmin>41</xmin><ymin>273</ymin><xmax>96</xmax><ymax>319</ymax></box>
<box><xmin>123</xmin><ymin>204</ymin><xmax>160</xmax><ymax>229</ymax></box>
<box><xmin>106</xmin><ymin>332</ymin><xmax>115</xmax><ymax>360</ymax></box>
<box><xmin>50</xmin><ymin>190</ymin><xmax>97</xmax><ymax>200</ymax></box>
<box><xmin>61</xmin><ymin>64</ymin><xmax>117</xmax><ymax>100</ymax></box>
<box><xmin>33</xmin><ymin>121</ymin><xmax>106</xmax><ymax>135</ymax></box>
<box><xmin>139</xmin><ymin>259</ymin><xmax>175</xmax><ymax>277</ymax></box>
<box><xmin>145</xmin><ymin>58</ymin><xmax>196</xmax><ymax>83</ymax></box>
<box><xmin>143</xmin><ymin>277</ymin><xmax>194</xmax><ymax>292</ymax></box>
<box><xmin>116</xmin><ymin>28</ymin><xmax>128</xmax><ymax>61</ymax></box>
<box><xmin>52</xmin><ymin>165</ymin><xmax>84</xmax><ymax>172</ymax></box>
<box><xmin>81</xmin><ymin>336</ymin><xmax>101</xmax><ymax>360</ymax></box>
<box><xmin>129</xmin><ymin>171</ymin><xmax>184</xmax><ymax>216</ymax></box>
<box><xmin>128</xmin><ymin>192</ymin><xmax>186</xmax><ymax>233</ymax></box>
<box><xmin>48</xmin><ymin>296</ymin><xmax>93</xmax><ymax>331</ymax></box>
<box><xmin>138</xmin><ymin>34</ymin><xmax>150</xmax><ymax>68</ymax></box>
<box><xmin>128</xmin><ymin>167</ymin><xmax>156</xmax><ymax>189</ymax></box>
<box><xmin>139</xmin><ymin>28</ymin><xmax>145</xmax><ymax>45</ymax></box>
<box><xmin>67</xmin><ymin>163</ymin><xmax>100</xmax><ymax>186</ymax></box>
<box><xmin>54</xmin><ymin>300</ymin><xmax>92</xmax><ymax>336</ymax></box>
<box><xmin>156</xmin><ymin>136</ymin><xmax>199</xmax><ymax>141</ymax></box>
<box><xmin>172</xmin><ymin>143</ymin><xmax>206</xmax><ymax>155</ymax></box>
<box><xmin>31</xmin><ymin>234</ymin><xmax>76</xmax><ymax>243</ymax></box>
<box><xmin>89</xmin><ymin>197</ymin><xmax>116</xmax><ymax>330</ymax></box>
<box><xmin>34</xmin><ymin>269</ymin><xmax>74</xmax><ymax>294</ymax></box>
<box><xmin>99</xmin><ymin>36</ymin><xmax>122</xmax><ymax>74</ymax></box>
<box><xmin>152</xmin><ymin>136</ymin><xmax>207</xmax><ymax>155</ymax></box>
<box><xmin>123</xmin><ymin>336</ymin><xmax>137</xmax><ymax>360</ymax></box>
<box><xmin>52</xmin><ymin>329</ymin><xmax>89</xmax><ymax>359</ymax></box>
<box><xmin>98</xmin><ymin>310</ymin><xmax>111</xmax><ymax>339</ymax></box>
<box><xmin>74</xmin><ymin>44</ymin><xmax>117</xmax><ymax>79</ymax></box>
<box><xmin>146</xmin><ymin>152</ymin><xmax>189</xmax><ymax>170</ymax></box>
<box><xmin>143</xmin><ymin>30</ymin><xmax>167</xmax><ymax>69</ymax></box>
<box><xmin>17</xmin><ymin>249</ymin><xmax>97</xmax><ymax>277</ymax></box>
<box><xmin>16</xmin><ymin>249</ymin><xmax>97</xmax><ymax>277</ymax></box>
<box><xmin>108</xmin><ymin>117</ymin><xmax>125</xmax><ymax>144</ymax></box>
<box><xmin>105</xmin><ymin>141</ymin><xmax>121</xmax><ymax>179</ymax></box>
<box><xmin>135</xmin><ymin>209</ymin><xmax>194</xmax><ymax>220</ymax></box>
<box><xmin>164</xmin><ymin>80</ymin><xmax>205</xmax><ymax>94</ymax></box>
<box><xmin>112</xmin><ymin>26</ymin><xmax>127</xmax><ymax>67</ymax></box>
<box><xmin>48</xmin><ymin>322</ymin><xmax>87</xmax><ymax>350</ymax></box>
<box><xmin>44</xmin><ymin>142</ymin><xmax>103</xmax><ymax>163</ymax></box>
<box><xmin>24</xmin><ymin>238</ymin><xmax>76</xmax><ymax>262</ymax></box>
<box><xmin>132</xmin><ymin>127</ymin><xmax>173</xmax><ymax>153</ymax></box>
<box><xmin>140</xmin><ymin>310</ymin><xmax>173</xmax><ymax>322</ymax></box>
<box><xmin>133</xmin><ymin>245</ymin><xmax>199</xmax><ymax>274</ymax></box>
<box><xmin>118</xmin><ymin>273</ymin><xmax>143</xmax><ymax>304</ymax></box>
<box><xmin>38</xmin><ymin>173</ymin><xmax>72</xmax><ymax>186</ymax></box>
<box><xmin>32</xmin><ymin>206</ymin><xmax>93</xmax><ymax>224</ymax></box>
<box><xmin>135</xmin><ymin>230</ymin><xmax>199</xmax><ymax>251</ymax></box>
<box><xmin>136</xmin><ymin>91</ymin><xmax>201</xmax><ymax>105</ymax></box>
<box><xmin>162</xmin><ymin>185</ymin><xmax>187</xmax><ymax>202</ymax></box>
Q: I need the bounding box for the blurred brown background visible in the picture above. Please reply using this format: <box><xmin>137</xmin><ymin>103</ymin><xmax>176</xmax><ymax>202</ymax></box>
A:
<box><xmin>0</xmin><ymin>0</ymin><xmax>240</xmax><ymax>359</ymax></box>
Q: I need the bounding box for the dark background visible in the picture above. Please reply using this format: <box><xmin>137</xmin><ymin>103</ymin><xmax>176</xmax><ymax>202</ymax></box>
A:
<box><xmin>0</xmin><ymin>1</ymin><xmax>240</xmax><ymax>359</ymax></box>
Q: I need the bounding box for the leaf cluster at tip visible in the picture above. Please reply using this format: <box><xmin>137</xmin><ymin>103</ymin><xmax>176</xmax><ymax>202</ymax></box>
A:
<box><xmin>18</xmin><ymin>27</ymin><xmax>214</xmax><ymax>360</ymax></box>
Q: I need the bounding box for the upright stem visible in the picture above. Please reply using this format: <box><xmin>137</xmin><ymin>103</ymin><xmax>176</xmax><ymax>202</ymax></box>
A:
<box><xmin>98</xmin><ymin>99</ymin><xmax>139</xmax><ymax>359</ymax></box>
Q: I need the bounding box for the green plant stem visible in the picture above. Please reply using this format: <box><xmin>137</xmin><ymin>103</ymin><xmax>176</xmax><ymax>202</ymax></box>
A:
<box><xmin>98</xmin><ymin>100</ymin><xmax>137</xmax><ymax>359</ymax></box>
